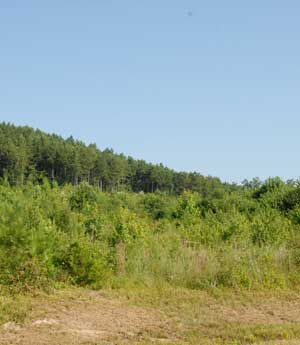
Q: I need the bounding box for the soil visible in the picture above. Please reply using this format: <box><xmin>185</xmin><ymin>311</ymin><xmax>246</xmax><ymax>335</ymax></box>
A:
<box><xmin>0</xmin><ymin>290</ymin><xmax>176</xmax><ymax>345</ymax></box>
<box><xmin>2</xmin><ymin>289</ymin><xmax>300</xmax><ymax>345</ymax></box>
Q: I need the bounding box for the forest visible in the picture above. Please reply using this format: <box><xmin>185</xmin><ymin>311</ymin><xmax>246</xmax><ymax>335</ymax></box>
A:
<box><xmin>0</xmin><ymin>122</ymin><xmax>228</xmax><ymax>195</ymax></box>
<box><xmin>1</xmin><ymin>123</ymin><xmax>300</xmax><ymax>293</ymax></box>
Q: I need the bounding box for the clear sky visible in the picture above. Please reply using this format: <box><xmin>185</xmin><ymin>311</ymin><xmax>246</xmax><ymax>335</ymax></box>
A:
<box><xmin>1</xmin><ymin>1</ymin><xmax>299</xmax><ymax>182</ymax></box>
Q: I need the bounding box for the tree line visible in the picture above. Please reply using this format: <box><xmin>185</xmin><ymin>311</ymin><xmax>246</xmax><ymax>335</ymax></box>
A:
<box><xmin>0</xmin><ymin>122</ymin><xmax>229</xmax><ymax>195</ymax></box>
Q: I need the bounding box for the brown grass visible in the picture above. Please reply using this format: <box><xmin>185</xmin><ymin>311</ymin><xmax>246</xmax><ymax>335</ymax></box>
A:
<box><xmin>2</xmin><ymin>288</ymin><xmax>300</xmax><ymax>344</ymax></box>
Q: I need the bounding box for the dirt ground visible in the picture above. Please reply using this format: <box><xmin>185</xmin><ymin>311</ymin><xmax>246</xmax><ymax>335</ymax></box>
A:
<box><xmin>2</xmin><ymin>288</ymin><xmax>300</xmax><ymax>345</ymax></box>
<box><xmin>0</xmin><ymin>289</ymin><xmax>176</xmax><ymax>345</ymax></box>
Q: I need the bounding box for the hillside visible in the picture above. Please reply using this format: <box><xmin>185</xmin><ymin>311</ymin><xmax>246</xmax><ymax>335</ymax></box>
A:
<box><xmin>2</xmin><ymin>124</ymin><xmax>300</xmax><ymax>344</ymax></box>
<box><xmin>0</xmin><ymin>122</ymin><xmax>227</xmax><ymax>195</ymax></box>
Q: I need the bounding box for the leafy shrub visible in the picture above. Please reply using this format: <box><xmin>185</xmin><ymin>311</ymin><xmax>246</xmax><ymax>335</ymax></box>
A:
<box><xmin>69</xmin><ymin>182</ymin><xmax>98</xmax><ymax>210</ymax></box>
<box><xmin>0</xmin><ymin>180</ymin><xmax>300</xmax><ymax>292</ymax></box>
<box><xmin>143</xmin><ymin>193</ymin><xmax>176</xmax><ymax>220</ymax></box>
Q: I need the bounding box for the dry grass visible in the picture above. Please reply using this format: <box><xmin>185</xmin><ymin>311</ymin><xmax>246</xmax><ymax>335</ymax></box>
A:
<box><xmin>2</xmin><ymin>288</ymin><xmax>300</xmax><ymax>344</ymax></box>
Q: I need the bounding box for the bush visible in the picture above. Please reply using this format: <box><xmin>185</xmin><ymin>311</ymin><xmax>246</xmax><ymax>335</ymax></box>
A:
<box><xmin>0</xmin><ymin>181</ymin><xmax>300</xmax><ymax>292</ymax></box>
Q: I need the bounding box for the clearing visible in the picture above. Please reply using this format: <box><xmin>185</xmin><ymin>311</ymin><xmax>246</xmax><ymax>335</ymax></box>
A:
<box><xmin>1</xmin><ymin>287</ymin><xmax>300</xmax><ymax>344</ymax></box>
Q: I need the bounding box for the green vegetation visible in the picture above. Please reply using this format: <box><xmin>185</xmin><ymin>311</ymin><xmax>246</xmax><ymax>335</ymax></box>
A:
<box><xmin>1</xmin><ymin>123</ymin><xmax>300</xmax><ymax>294</ymax></box>
<box><xmin>3</xmin><ymin>124</ymin><xmax>300</xmax><ymax>343</ymax></box>
<box><xmin>0</xmin><ymin>122</ymin><xmax>226</xmax><ymax>194</ymax></box>
<box><xmin>1</xmin><ymin>175</ymin><xmax>300</xmax><ymax>292</ymax></box>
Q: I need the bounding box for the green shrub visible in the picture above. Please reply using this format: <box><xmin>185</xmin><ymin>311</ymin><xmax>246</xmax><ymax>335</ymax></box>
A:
<box><xmin>0</xmin><ymin>181</ymin><xmax>300</xmax><ymax>292</ymax></box>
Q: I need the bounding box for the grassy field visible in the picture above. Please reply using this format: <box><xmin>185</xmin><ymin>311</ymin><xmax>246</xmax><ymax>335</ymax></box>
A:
<box><xmin>2</xmin><ymin>287</ymin><xmax>300</xmax><ymax>344</ymax></box>
<box><xmin>2</xmin><ymin>172</ymin><xmax>300</xmax><ymax>343</ymax></box>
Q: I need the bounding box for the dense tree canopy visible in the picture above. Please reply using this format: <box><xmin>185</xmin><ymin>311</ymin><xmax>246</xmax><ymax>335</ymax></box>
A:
<box><xmin>0</xmin><ymin>122</ymin><xmax>227</xmax><ymax>195</ymax></box>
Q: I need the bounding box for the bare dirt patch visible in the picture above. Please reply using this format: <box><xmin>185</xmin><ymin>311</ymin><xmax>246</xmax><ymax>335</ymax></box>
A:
<box><xmin>0</xmin><ymin>290</ymin><xmax>176</xmax><ymax>345</ymax></box>
<box><xmin>2</xmin><ymin>289</ymin><xmax>300</xmax><ymax>345</ymax></box>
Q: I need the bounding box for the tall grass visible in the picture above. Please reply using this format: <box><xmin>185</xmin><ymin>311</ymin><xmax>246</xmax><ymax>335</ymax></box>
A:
<box><xmin>0</xmin><ymin>182</ymin><xmax>300</xmax><ymax>292</ymax></box>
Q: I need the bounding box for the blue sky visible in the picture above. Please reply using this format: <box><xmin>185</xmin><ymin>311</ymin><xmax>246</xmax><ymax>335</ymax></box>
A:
<box><xmin>1</xmin><ymin>1</ymin><xmax>300</xmax><ymax>182</ymax></box>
